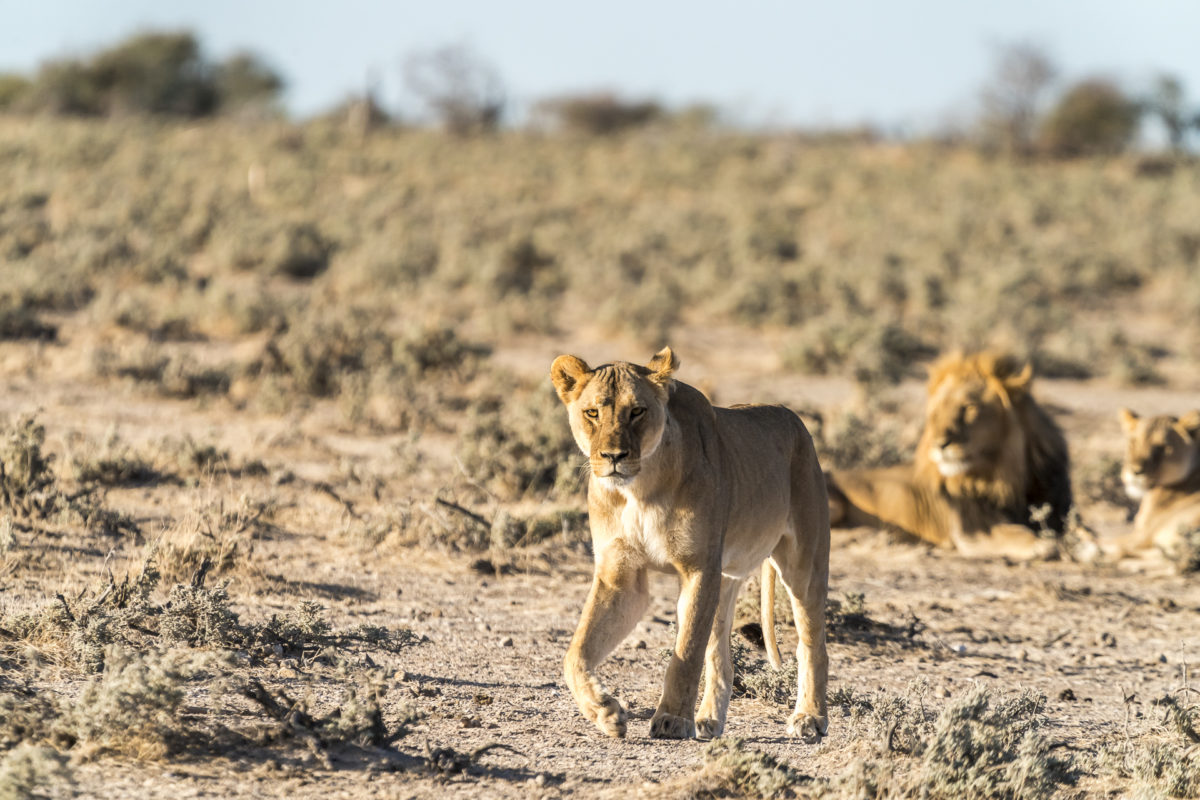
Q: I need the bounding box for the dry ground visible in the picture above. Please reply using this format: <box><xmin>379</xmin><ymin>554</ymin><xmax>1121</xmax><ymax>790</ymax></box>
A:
<box><xmin>3</xmin><ymin>324</ymin><xmax>1198</xmax><ymax>799</ymax></box>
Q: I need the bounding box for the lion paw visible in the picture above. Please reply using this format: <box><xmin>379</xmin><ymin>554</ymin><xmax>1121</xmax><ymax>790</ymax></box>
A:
<box><xmin>696</xmin><ymin>717</ymin><xmax>723</xmax><ymax>740</ymax></box>
<box><xmin>786</xmin><ymin>712</ymin><xmax>828</xmax><ymax>744</ymax></box>
<box><xmin>649</xmin><ymin>712</ymin><xmax>696</xmax><ymax>739</ymax></box>
<box><xmin>591</xmin><ymin>694</ymin><xmax>628</xmax><ymax>738</ymax></box>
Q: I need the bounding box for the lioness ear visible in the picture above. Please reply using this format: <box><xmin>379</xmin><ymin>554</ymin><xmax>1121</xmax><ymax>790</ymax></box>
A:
<box><xmin>1118</xmin><ymin>407</ymin><xmax>1140</xmax><ymax>433</ymax></box>
<box><xmin>550</xmin><ymin>355</ymin><xmax>592</xmax><ymax>404</ymax></box>
<box><xmin>647</xmin><ymin>346</ymin><xmax>679</xmax><ymax>385</ymax></box>
<box><xmin>1176</xmin><ymin>410</ymin><xmax>1200</xmax><ymax>441</ymax></box>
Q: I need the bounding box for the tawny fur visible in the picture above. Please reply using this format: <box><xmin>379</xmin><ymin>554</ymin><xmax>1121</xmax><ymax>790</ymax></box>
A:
<box><xmin>551</xmin><ymin>347</ymin><xmax>830</xmax><ymax>742</ymax></box>
<box><xmin>1109</xmin><ymin>408</ymin><xmax>1200</xmax><ymax>563</ymax></box>
<box><xmin>826</xmin><ymin>351</ymin><xmax>1072</xmax><ymax>560</ymax></box>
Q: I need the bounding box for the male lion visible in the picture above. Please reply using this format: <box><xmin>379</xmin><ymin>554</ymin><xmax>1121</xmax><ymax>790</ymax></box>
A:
<box><xmin>826</xmin><ymin>351</ymin><xmax>1072</xmax><ymax>560</ymax></box>
<box><xmin>551</xmin><ymin>347</ymin><xmax>830</xmax><ymax>741</ymax></box>
<box><xmin>1109</xmin><ymin>408</ymin><xmax>1200</xmax><ymax>561</ymax></box>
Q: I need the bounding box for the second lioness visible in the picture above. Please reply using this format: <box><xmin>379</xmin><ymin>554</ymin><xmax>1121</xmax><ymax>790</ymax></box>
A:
<box><xmin>551</xmin><ymin>347</ymin><xmax>830</xmax><ymax>742</ymax></box>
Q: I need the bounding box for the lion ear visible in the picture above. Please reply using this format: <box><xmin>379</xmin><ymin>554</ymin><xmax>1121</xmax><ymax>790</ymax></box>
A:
<box><xmin>1176</xmin><ymin>410</ymin><xmax>1200</xmax><ymax>441</ymax></box>
<box><xmin>550</xmin><ymin>355</ymin><xmax>592</xmax><ymax>404</ymax></box>
<box><xmin>647</xmin><ymin>346</ymin><xmax>679</xmax><ymax>385</ymax></box>
<box><xmin>1118</xmin><ymin>407</ymin><xmax>1140</xmax><ymax>433</ymax></box>
<box><xmin>1003</xmin><ymin>360</ymin><xmax>1033</xmax><ymax>394</ymax></box>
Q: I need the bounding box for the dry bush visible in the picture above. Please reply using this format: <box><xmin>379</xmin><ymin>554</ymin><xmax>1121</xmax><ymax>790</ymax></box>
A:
<box><xmin>91</xmin><ymin>344</ymin><xmax>233</xmax><ymax>399</ymax></box>
<box><xmin>1098</xmin><ymin>686</ymin><xmax>1200</xmax><ymax>798</ymax></box>
<box><xmin>238</xmin><ymin>668</ymin><xmax>419</xmax><ymax>755</ymax></box>
<box><xmin>694</xmin><ymin>737</ymin><xmax>808</xmax><ymax>799</ymax></box>
<box><xmin>814</xmin><ymin>687</ymin><xmax>1072</xmax><ymax>799</ymax></box>
<box><xmin>70</xmin><ymin>432</ymin><xmax>172</xmax><ymax>488</ymax></box>
<box><xmin>0</xmin><ymin>415</ymin><xmax>137</xmax><ymax>539</ymax></box>
<box><xmin>457</xmin><ymin>381</ymin><xmax>584</xmax><ymax>502</ymax></box>
<box><xmin>160</xmin><ymin>581</ymin><xmax>244</xmax><ymax>648</ymax></box>
<box><xmin>64</xmin><ymin>646</ymin><xmax>215</xmax><ymax>759</ymax></box>
<box><xmin>0</xmin><ymin>646</ymin><xmax>218</xmax><ymax>761</ymax></box>
<box><xmin>393</xmin><ymin>490</ymin><xmax>588</xmax><ymax>557</ymax></box>
<box><xmin>250</xmin><ymin>319</ymin><xmax>487</xmax><ymax>413</ymax></box>
<box><xmin>0</xmin><ymin>743</ymin><xmax>74</xmax><ymax>799</ymax></box>
<box><xmin>154</xmin><ymin>493</ymin><xmax>274</xmax><ymax>583</ymax></box>
<box><xmin>0</xmin><ymin>416</ymin><xmax>58</xmax><ymax>518</ymax></box>
<box><xmin>918</xmin><ymin>688</ymin><xmax>1072</xmax><ymax>798</ymax></box>
<box><xmin>0</xmin><ymin>298</ymin><xmax>57</xmax><ymax>342</ymax></box>
<box><xmin>811</xmin><ymin>402</ymin><xmax>913</xmax><ymax>472</ymax></box>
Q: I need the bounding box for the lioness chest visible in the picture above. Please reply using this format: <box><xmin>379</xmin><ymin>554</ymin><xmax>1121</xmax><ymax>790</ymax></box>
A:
<box><xmin>616</xmin><ymin>495</ymin><xmax>675</xmax><ymax>566</ymax></box>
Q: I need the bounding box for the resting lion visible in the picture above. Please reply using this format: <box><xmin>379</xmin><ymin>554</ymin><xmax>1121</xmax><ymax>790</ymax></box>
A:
<box><xmin>826</xmin><ymin>351</ymin><xmax>1072</xmax><ymax>560</ymax></box>
<box><xmin>551</xmin><ymin>347</ymin><xmax>830</xmax><ymax>742</ymax></box>
<box><xmin>1109</xmin><ymin>408</ymin><xmax>1200</xmax><ymax>562</ymax></box>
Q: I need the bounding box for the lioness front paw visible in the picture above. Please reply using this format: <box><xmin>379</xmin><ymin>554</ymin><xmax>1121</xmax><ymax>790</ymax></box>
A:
<box><xmin>696</xmin><ymin>717</ymin><xmax>723</xmax><ymax>740</ymax></box>
<box><xmin>786</xmin><ymin>712</ymin><xmax>828</xmax><ymax>743</ymax></box>
<box><xmin>590</xmin><ymin>694</ymin><xmax>628</xmax><ymax>738</ymax></box>
<box><xmin>649</xmin><ymin>712</ymin><xmax>697</xmax><ymax>739</ymax></box>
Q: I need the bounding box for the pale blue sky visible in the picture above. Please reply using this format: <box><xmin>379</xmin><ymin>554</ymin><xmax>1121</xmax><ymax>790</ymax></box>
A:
<box><xmin>2</xmin><ymin>1</ymin><xmax>1198</xmax><ymax>130</ymax></box>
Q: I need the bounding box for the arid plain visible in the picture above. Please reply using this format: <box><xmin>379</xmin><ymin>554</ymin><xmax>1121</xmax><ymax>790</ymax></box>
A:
<box><xmin>1</xmin><ymin>119</ymin><xmax>1199</xmax><ymax>798</ymax></box>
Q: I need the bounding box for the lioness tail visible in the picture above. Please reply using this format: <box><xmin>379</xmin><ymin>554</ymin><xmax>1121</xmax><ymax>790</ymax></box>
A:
<box><xmin>761</xmin><ymin>560</ymin><xmax>783</xmax><ymax>669</ymax></box>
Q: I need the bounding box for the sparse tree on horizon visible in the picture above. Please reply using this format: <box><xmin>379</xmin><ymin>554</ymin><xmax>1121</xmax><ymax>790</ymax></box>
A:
<box><xmin>977</xmin><ymin>42</ymin><xmax>1058</xmax><ymax>155</ymax></box>
<box><xmin>403</xmin><ymin>43</ymin><xmax>505</xmax><ymax>135</ymax></box>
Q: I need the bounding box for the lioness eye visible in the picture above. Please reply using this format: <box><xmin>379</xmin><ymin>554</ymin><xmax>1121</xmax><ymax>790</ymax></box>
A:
<box><xmin>584</xmin><ymin>409</ymin><xmax>599</xmax><ymax>419</ymax></box>
<box><xmin>630</xmin><ymin>407</ymin><xmax>645</xmax><ymax>418</ymax></box>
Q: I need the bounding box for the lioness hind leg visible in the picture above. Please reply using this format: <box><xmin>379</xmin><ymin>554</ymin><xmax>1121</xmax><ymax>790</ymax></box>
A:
<box><xmin>564</xmin><ymin>549</ymin><xmax>650</xmax><ymax>738</ymax></box>
<box><xmin>696</xmin><ymin>576</ymin><xmax>744</xmax><ymax>740</ymax></box>
<box><xmin>772</xmin><ymin>522</ymin><xmax>830</xmax><ymax>743</ymax></box>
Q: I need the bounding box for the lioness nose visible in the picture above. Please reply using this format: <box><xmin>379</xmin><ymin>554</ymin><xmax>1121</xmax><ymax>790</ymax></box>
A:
<box><xmin>601</xmin><ymin>450</ymin><xmax>629</xmax><ymax>464</ymax></box>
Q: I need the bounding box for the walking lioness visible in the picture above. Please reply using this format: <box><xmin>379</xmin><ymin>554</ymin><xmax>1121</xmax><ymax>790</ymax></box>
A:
<box><xmin>551</xmin><ymin>347</ymin><xmax>830</xmax><ymax>741</ymax></box>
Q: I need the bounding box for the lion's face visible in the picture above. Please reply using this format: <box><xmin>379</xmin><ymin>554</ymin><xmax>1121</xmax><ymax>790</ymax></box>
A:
<box><xmin>1119</xmin><ymin>409</ymin><xmax>1200</xmax><ymax>499</ymax></box>
<box><xmin>551</xmin><ymin>348</ymin><xmax>677</xmax><ymax>490</ymax></box>
<box><xmin>922</xmin><ymin>374</ymin><xmax>1014</xmax><ymax>480</ymax></box>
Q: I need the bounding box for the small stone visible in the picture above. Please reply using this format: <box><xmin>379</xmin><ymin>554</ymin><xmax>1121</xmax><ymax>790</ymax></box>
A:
<box><xmin>634</xmin><ymin>640</ymin><xmax>647</xmax><ymax>650</ymax></box>
<box><xmin>501</xmin><ymin>636</ymin><xmax>514</xmax><ymax>647</ymax></box>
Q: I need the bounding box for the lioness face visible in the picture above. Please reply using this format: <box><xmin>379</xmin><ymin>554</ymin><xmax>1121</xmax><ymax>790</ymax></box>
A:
<box><xmin>1119</xmin><ymin>409</ymin><xmax>1200</xmax><ymax>499</ymax></box>
<box><xmin>924</xmin><ymin>377</ymin><xmax>1010</xmax><ymax>479</ymax></box>
<box><xmin>551</xmin><ymin>349</ymin><xmax>677</xmax><ymax>490</ymax></box>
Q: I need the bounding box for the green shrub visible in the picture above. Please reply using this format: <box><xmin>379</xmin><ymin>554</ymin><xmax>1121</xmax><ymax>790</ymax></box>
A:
<box><xmin>535</xmin><ymin>93</ymin><xmax>663</xmax><ymax>135</ymax></box>
<box><xmin>1039</xmin><ymin>79</ymin><xmax>1140</xmax><ymax>157</ymax></box>
<box><xmin>0</xmin><ymin>74</ymin><xmax>31</xmax><ymax>111</ymax></box>
<box><xmin>19</xmin><ymin>31</ymin><xmax>282</xmax><ymax>118</ymax></box>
